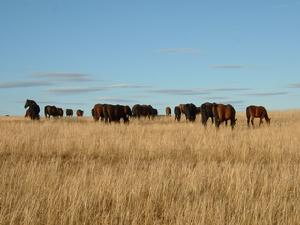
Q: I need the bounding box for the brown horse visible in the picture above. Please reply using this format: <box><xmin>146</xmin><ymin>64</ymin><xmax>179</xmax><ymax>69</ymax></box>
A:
<box><xmin>212</xmin><ymin>103</ymin><xmax>236</xmax><ymax>129</ymax></box>
<box><xmin>92</xmin><ymin>104</ymin><xmax>104</xmax><ymax>121</ymax></box>
<box><xmin>246</xmin><ymin>105</ymin><xmax>270</xmax><ymax>127</ymax></box>
<box><xmin>76</xmin><ymin>110</ymin><xmax>84</xmax><ymax>117</ymax></box>
<box><xmin>165</xmin><ymin>107</ymin><xmax>171</xmax><ymax>116</ymax></box>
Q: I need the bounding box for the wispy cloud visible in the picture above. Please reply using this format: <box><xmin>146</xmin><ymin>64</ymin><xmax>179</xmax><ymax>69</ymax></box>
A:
<box><xmin>288</xmin><ymin>83</ymin><xmax>300</xmax><ymax>88</ymax></box>
<box><xmin>207</xmin><ymin>88</ymin><xmax>251</xmax><ymax>92</ymax></box>
<box><xmin>148</xmin><ymin>89</ymin><xmax>209</xmax><ymax>96</ymax></box>
<box><xmin>16</xmin><ymin>100</ymin><xmax>86</xmax><ymax>106</ymax></box>
<box><xmin>47</xmin><ymin>87</ymin><xmax>108</xmax><ymax>94</ymax></box>
<box><xmin>209</xmin><ymin>64</ymin><xmax>251</xmax><ymax>69</ymax></box>
<box><xmin>97</xmin><ymin>97</ymin><xmax>140</xmax><ymax>104</ymax></box>
<box><xmin>0</xmin><ymin>80</ymin><xmax>53</xmax><ymax>89</ymax></box>
<box><xmin>246</xmin><ymin>92</ymin><xmax>289</xmax><ymax>96</ymax></box>
<box><xmin>223</xmin><ymin>100</ymin><xmax>245</xmax><ymax>105</ymax></box>
<box><xmin>107</xmin><ymin>83</ymin><xmax>151</xmax><ymax>89</ymax></box>
<box><xmin>32</xmin><ymin>72</ymin><xmax>94</xmax><ymax>82</ymax></box>
<box><xmin>159</xmin><ymin>48</ymin><xmax>200</xmax><ymax>54</ymax></box>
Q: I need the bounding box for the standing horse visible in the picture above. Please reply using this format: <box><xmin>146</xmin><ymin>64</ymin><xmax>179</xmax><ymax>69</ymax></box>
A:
<box><xmin>200</xmin><ymin>102</ymin><xmax>214</xmax><ymax>127</ymax></box>
<box><xmin>166</xmin><ymin>107</ymin><xmax>171</xmax><ymax>116</ymax></box>
<box><xmin>246</xmin><ymin>105</ymin><xmax>270</xmax><ymax>127</ymax></box>
<box><xmin>24</xmin><ymin>99</ymin><xmax>40</xmax><ymax>120</ymax></box>
<box><xmin>212</xmin><ymin>103</ymin><xmax>236</xmax><ymax>129</ymax></box>
<box><xmin>44</xmin><ymin>105</ymin><xmax>59</xmax><ymax>118</ymax></box>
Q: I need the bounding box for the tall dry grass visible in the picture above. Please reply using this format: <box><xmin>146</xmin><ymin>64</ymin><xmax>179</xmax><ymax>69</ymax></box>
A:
<box><xmin>1</xmin><ymin>111</ymin><xmax>300</xmax><ymax>225</ymax></box>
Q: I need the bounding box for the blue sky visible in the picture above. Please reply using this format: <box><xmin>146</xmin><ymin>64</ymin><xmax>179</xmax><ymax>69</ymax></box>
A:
<box><xmin>1</xmin><ymin>0</ymin><xmax>300</xmax><ymax>115</ymax></box>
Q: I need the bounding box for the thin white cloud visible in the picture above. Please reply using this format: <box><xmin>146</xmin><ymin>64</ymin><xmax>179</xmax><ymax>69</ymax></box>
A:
<box><xmin>159</xmin><ymin>48</ymin><xmax>200</xmax><ymax>54</ymax></box>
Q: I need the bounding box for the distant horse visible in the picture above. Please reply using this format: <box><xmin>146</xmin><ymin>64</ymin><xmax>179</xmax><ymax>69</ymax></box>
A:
<box><xmin>66</xmin><ymin>109</ymin><xmax>73</xmax><ymax>117</ymax></box>
<box><xmin>166</xmin><ymin>107</ymin><xmax>171</xmax><ymax>116</ymax></box>
<box><xmin>44</xmin><ymin>105</ymin><xmax>59</xmax><ymax>118</ymax></box>
<box><xmin>212</xmin><ymin>103</ymin><xmax>236</xmax><ymax>129</ymax></box>
<box><xmin>246</xmin><ymin>105</ymin><xmax>270</xmax><ymax>127</ymax></box>
<box><xmin>24</xmin><ymin>99</ymin><xmax>40</xmax><ymax>120</ymax></box>
<box><xmin>76</xmin><ymin>110</ymin><xmax>84</xmax><ymax>117</ymax></box>
<box><xmin>174</xmin><ymin>106</ymin><xmax>181</xmax><ymax>122</ymax></box>
<box><xmin>57</xmin><ymin>108</ymin><xmax>64</xmax><ymax>117</ymax></box>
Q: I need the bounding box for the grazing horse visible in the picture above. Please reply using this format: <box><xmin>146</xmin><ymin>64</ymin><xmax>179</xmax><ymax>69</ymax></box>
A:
<box><xmin>76</xmin><ymin>109</ymin><xmax>84</xmax><ymax>117</ymax></box>
<box><xmin>212</xmin><ymin>103</ymin><xmax>236</xmax><ymax>129</ymax></box>
<box><xmin>174</xmin><ymin>106</ymin><xmax>181</xmax><ymax>122</ymax></box>
<box><xmin>132</xmin><ymin>104</ymin><xmax>153</xmax><ymax>119</ymax></box>
<box><xmin>24</xmin><ymin>99</ymin><xmax>40</xmax><ymax>120</ymax></box>
<box><xmin>166</xmin><ymin>107</ymin><xmax>171</xmax><ymax>116</ymax></box>
<box><xmin>246</xmin><ymin>105</ymin><xmax>270</xmax><ymax>127</ymax></box>
<box><xmin>66</xmin><ymin>109</ymin><xmax>73</xmax><ymax>117</ymax></box>
<box><xmin>57</xmin><ymin>108</ymin><xmax>63</xmax><ymax>117</ymax></box>
<box><xmin>102</xmin><ymin>104</ymin><xmax>132</xmax><ymax>123</ymax></box>
<box><xmin>179</xmin><ymin>103</ymin><xmax>197</xmax><ymax>122</ymax></box>
<box><xmin>200</xmin><ymin>102</ymin><xmax>214</xmax><ymax>126</ymax></box>
<box><xmin>44</xmin><ymin>105</ymin><xmax>59</xmax><ymax>118</ymax></box>
<box><xmin>92</xmin><ymin>104</ymin><xmax>105</xmax><ymax>121</ymax></box>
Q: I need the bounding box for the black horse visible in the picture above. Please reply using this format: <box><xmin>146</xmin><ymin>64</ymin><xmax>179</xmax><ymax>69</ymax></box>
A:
<box><xmin>24</xmin><ymin>99</ymin><xmax>40</xmax><ymax>120</ymax></box>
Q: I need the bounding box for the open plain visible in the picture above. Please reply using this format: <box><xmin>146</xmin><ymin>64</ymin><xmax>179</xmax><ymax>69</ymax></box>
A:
<box><xmin>1</xmin><ymin>111</ymin><xmax>300</xmax><ymax>225</ymax></box>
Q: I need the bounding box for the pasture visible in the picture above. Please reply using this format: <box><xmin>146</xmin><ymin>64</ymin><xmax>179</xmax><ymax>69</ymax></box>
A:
<box><xmin>1</xmin><ymin>110</ymin><xmax>300</xmax><ymax>225</ymax></box>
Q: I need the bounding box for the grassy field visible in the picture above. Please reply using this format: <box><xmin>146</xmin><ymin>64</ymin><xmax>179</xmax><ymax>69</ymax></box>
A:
<box><xmin>1</xmin><ymin>110</ymin><xmax>300</xmax><ymax>225</ymax></box>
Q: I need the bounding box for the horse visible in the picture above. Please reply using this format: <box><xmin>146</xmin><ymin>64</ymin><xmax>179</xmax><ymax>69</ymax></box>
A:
<box><xmin>24</xmin><ymin>99</ymin><xmax>40</xmax><ymax>120</ymax></box>
<box><xmin>44</xmin><ymin>105</ymin><xmax>59</xmax><ymax>118</ymax></box>
<box><xmin>174</xmin><ymin>106</ymin><xmax>181</xmax><ymax>122</ymax></box>
<box><xmin>76</xmin><ymin>110</ymin><xmax>84</xmax><ymax>117</ymax></box>
<box><xmin>246</xmin><ymin>105</ymin><xmax>270</xmax><ymax>127</ymax></box>
<box><xmin>166</xmin><ymin>107</ymin><xmax>171</xmax><ymax>116</ymax></box>
<box><xmin>200</xmin><ymin>102</ymin><xmax>214</xmax><ymax>127</ymax></box>
<box><xmin>212</xmin><ymin>103</ymin><xmax>236</xmax><ymax>129</ymax></box>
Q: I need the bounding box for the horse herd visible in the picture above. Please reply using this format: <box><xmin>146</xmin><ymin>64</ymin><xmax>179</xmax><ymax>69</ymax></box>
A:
<box><xmin>24</xmin><ymin>99</ymin><xmax>271</xmax><ymax>129</ymax></box>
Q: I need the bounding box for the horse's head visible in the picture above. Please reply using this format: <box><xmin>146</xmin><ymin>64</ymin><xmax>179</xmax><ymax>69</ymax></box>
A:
<box><xmin>24</xmin><ymin>99</ymin><xmax>30</xmax><ymax>108</ymax></box>
<box><xmin>266</xmin><ymin>117</ymin><xmax>271</xmax><ymax>125</ymax></box>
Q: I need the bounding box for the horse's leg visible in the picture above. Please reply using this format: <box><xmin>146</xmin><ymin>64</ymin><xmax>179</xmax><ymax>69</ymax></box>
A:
<box><xmin>211</xmin><ymin>116</ymin><xmax>214</xmax><ymax>124</ymax></box>
<box><xmin>225</xmin><ymin>120</ymin><xmax>228</xmax><ymax>126</ymax></box>
<box><xmin>247</xmin><ymin>116</ymin><xmax>250</xmax><ymax>127</ymax></box>
<box><xmin>259</xmin><ymin>117</ymin><xmax>263</xmax><ymax>126</ymax></box>
<box><xmin>251</xmin><ymin>117</ymin><xmax>255</xmax><ymax>127</ymax></box>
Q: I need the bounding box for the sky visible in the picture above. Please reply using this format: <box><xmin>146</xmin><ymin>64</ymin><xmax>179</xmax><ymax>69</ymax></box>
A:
<box><xmin>0</xmin><ymin>0</ymin><xmax>300</xmax><ymax>115</ymax></box>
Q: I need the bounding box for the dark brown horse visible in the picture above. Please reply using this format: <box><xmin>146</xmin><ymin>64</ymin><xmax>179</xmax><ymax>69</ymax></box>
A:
<box><xmin>24</xmin><ymin>99</ymin><xmax>40</xmax><ymax>120</ymax></box>
<box><xmin>212</xmin><ymin>103</ymin><xmax>236</xmax><ymax>129</ymax></box>
<box><xmin>246</xmin><ymin>105</ymin><xmax>270</xmax><ymax>127</ymax></box>
<box><xmin>200</xmin><ymin>102</ymin><xmax>214</xmax><ymax>126</ymax></box>
<box><xmin>44</xmin><ymin>105</ymin><xmax>59</xmax><ymax>118</ymax></box>
<box><xmin>132</xmin><ymin>104</ymin><xmax>153</xmax><ymax>119</ymax></box>
<box><xmin>166</xmin><ymin>107</ymin><xmax>171</xmax><ymax>116</ymax></box>
<box><xmin>76</xmin><ymin>110</ymin><xmax>84</xmax><ymax>117</ymax></box>
<box><xmin>102</xmin><ymin>104</ymin><xmax>131</xmax><ymax>123</ymax></box>
<box><xmin>57</xmin><ymin>108</ymin><xmax>63</xmax><ymax>117</ymax></box>
<box><xmin>174</xmin><ymin>106</ymin><xmax>181</xmax><ymax>122</ymax></box>
<box><xmin>66</xmin><ymin>109</ymin><xmax>73</xmax><ymax>117</ymax></box>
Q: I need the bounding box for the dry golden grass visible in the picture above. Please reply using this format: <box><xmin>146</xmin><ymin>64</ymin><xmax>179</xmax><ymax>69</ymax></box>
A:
<box><xmin>1</xmin><ymin>111</ymin><xmax>300</xmax><ymax>225</ymax></box>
